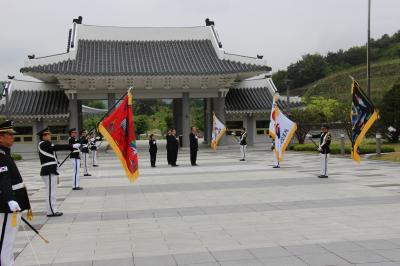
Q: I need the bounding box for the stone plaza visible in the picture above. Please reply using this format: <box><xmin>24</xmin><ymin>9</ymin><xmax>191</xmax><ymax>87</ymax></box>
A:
<box><xmin>12</xmin><ymin>142</ymin><xmax>400</xmax><ymax>266</ymax></box>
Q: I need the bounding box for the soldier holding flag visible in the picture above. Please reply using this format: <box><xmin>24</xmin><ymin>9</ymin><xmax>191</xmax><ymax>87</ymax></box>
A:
<box><xmin>307</xmin><ymin>125</ymin><xmax>332</xmax><ymax>178</ymax></box>
<box><xmin>239</xmin><ymin>128</ymin><xmax>247</xmax><ymax>161</ymax></box>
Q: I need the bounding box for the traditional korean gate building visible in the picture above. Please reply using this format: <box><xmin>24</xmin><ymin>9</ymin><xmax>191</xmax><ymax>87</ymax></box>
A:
<box><xmin>1</xmin><ymin>17</ymin><xmax>301</xmax><ymax>152</ymax></box>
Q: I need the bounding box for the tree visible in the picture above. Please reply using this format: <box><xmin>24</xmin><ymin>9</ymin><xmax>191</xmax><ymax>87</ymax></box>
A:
<box><xmin>287</xmin><ymin>54</ymin><xmax>328</xmax><ymax>89</ymax></box>
<box><xmin>190</xmin><ymin>107</ymin><xmax>204</xmax><ymax>131</ymax></box>
<box><xmin>271</xmin><ymin>70</ymin><xmax>287</xmax><ymax>91</ymax></box>
<box><xmin>306</xmin><ymin>97</ymin><xmax>340</xmax><ymax>122</ymax></box>
<box><xmin>85</xmin><ymin>100</ymin><xmax>106</xmax><ymax>109</ymax></box>
<box><xmin>379</xmin><ymin>83</ymin><xmax>400</xmax><ymax>142</ymax></box>
<box><xmin>83</xmin><ymin>116</ymin><xmax>102</xmax><ymax>131</ymax></box>
<box><xmin>291</xmin><ymin>97</ymin><xmax>349</xmax><ymax>143</ymax></box>
<box><xmin>135</xmin><ymin>115</ymin><xmax>149</xmax><ymax>138</ymax></box>
<box><xmin>290</xmin><ymin>109</ymin><xmax>320</xmax><ymax>144</ymax></box>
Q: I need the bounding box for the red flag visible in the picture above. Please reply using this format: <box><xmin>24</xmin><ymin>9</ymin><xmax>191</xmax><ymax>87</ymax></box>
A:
<box><xmin>98</xmin><ymin>91</ymin><xmax>139</xmax><ymax>181</ymax></box>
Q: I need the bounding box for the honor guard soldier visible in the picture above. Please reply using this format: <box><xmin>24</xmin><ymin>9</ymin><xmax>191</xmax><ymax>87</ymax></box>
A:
<box><xmin>0</xmin><ymin>120</ymin><xmax>32</xmax><ymax>266</ymax></box>
<box><xmin>89</xmin><ymin>133</ymin><xmax>101</xmax><ymax>167</ymax></box>
<box><xmin>265</xmin><ymin>131</ymin><xmax>280</xmax><ymax>168</ymax></box>
<box><xmin>68</xmin><ymin>128</ymin><xmax>83</xmax><ymax>190</ymax></box>
<box><xmin>307</xmin><ymin>125</ymin><xmax>332</xmax><ymax>178</ymax></box>
<box><xmin>149</xmin><ymin>134</ymin><xmax>157</xmax><ymax>167</ymax></box>
<box><xmin>239</xmin><ymin>128</ymin><xmax>247</xmax><ymax>161</ymax></box>
<box><xmin>189</xmin><ymin>127</ymin><xmax>199</xmax><ymax>166</ymax></box>
<box><xmin>271</xmin><ymin>141</ymin><xmax>280</xmax><ymax>168</ymax></box>
<box><xmin>170</xmin><ymin>129</ymin><xmax>179</xmax><ymax>167</ymax></box>
<box><xmin>37</xmin><ymin>128</ymin><xmax>72</xmax><ymax>217</ymax></box>
<box><xmin>79</xmin><ymin>130</ymin><xmax>91</xmax><ymax>176</ymax></box>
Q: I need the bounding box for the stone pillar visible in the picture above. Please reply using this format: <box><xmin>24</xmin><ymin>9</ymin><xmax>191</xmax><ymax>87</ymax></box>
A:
<box><xmin>246</xmin><ymin>114</ymin><xmax>256</xmax><ymax>146</ymax></box>
<box><xmin>173</xmin><ymin>99</ymin><xmax>182</xmax><ymax>135</ymax></box>
<box><xmin>108</xmin><ymin>93</ymin><xmax>116</xmax><ymax>110</ymax></box>
<box><xmin>203</xmin><ymin>98</ymin><xmax>212</xmax><ymax>144</ymax></box>
<box><xmin>69</xmin><ymin>95</ymin><xmax>79</xmax><ymax>131</ymax></box>
<box><xmin>78</xmin><ymin>100</ymin><xmax>83</xmax><ymax>131</ymax></box>
<box><xmin>213</xmin><ymin>91</ymin><xmax>226</xmax><ymax>146</ymax></box>
<box><xmin>181</xmin><ymin>92</ymin><xmax>190</xmax><ymax>147</ymax></box>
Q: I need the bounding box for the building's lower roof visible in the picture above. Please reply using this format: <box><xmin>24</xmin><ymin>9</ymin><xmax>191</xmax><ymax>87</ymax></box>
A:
<box><xmin>0</xmin><ymin>90</ymin><xmax>69</xmax><ymax>119</ymax></box>
<box><xmin>226</xmin><ymin>78</ymin><xmax>303</xmax><ymax>114</ymax></box>
<box><xmin>21</xmin><ymin>39</ymin><xmax>270</xmax><ymax>76</ymax></box>
<box><xmin>226</xmin><ymin>87</ymin><xmax>274</xmax><ymax>114</ymax></box>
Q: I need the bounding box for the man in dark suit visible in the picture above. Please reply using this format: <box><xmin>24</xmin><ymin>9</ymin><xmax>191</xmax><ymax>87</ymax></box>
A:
<box><xmin>166</xmin><ymin>129</ymin><xmax>172</xmax><ymax>165</ymax></box>
<box><xmin>149</xmin><ymin>134</ymin><xmax>157</xmax><ymax>167</ymax></box>
<box><xmin>189</xmin><ymin>127</ymin><xmax>199</xmax><ymax>166</ymax></box>
<box><xmin>170</xmin><ymin>129</ymin><xmax>179</xmax><ymax>167</ymax></box>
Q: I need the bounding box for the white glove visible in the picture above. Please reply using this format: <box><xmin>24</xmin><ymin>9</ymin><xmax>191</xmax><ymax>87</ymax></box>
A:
<box><xmin>72</xmin><ymin>143</ymin><xmax>81</xmax><ymax>149</ymax></box>
<box><xmin>8</xmin><ymin>201</ymin><xmax>21</xmax><ymax>212</ymax></box>
<box><xmin>317</xmin><ymin>146</ymin><xmax>322</xmax><ymax>152</ymax></box>
<box><xmin>306</xmin><ymin>134</ymin><xmax>312</xmax><ymax>139</ymax></box>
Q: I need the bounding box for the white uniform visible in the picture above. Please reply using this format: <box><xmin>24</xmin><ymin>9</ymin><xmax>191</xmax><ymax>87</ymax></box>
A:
<box><xmin>0</xmin><ymin>213</ymin><xmax>21</xmax><ymax>266</ymax></box>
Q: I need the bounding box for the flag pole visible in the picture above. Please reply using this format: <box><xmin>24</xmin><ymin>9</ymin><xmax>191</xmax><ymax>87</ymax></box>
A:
<box><xmin>58</xmin><ymin>90</ymin><xmax>130</xmax><ymax>168</ymax></box>
<box><xmin>21</xmin><ymin>217</ymin><xmax>49</xmax><ymax>244</ymax></box>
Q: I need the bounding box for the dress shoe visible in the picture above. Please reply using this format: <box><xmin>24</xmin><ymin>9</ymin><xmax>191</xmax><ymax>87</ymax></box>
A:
<box><xmin>72</xmin><ymin>187</ymin><xmax>83</xmax><ymax>190</ymax></box>
<box><xmin>47</xmin><ymin>212</ymin><xmax>63</xmax><ymax>217</ymax></box>
<box><xmin>93</xmin><ymin>165</ymin><xmax>99</xmax><ymax>167</ymax></box>
<box><xmin>84</xmin><ymin>173</ymin><xmax>92</xmax><ymax>176</ymax></box>
<box><xmin>318</xmin><ymin>175</ymin><xmax>328</xmax><ymax>178</ymax></box>
<box><xmin>273</xmin><ymin>165</ymin><xmax>280</xmax><ymax>168</ymax></box>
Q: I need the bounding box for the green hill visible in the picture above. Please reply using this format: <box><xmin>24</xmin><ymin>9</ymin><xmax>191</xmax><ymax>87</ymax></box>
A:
<box><xmin>292</xmin><ymin>58</ymin><xmax>400</xmax><ymax>102</ymax></box>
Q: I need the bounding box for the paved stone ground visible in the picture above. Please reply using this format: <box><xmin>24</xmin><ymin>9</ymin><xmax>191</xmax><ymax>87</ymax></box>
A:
<box><xmin>12</xmin><ymin>143</ymin><xmax>400</xmax><ymax>266</ymax></box>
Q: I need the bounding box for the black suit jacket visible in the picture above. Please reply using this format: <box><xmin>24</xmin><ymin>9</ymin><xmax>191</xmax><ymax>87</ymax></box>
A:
<box><xmin>189</xmin><ymin>133</ymin><xmax>198</xmax><ymax>151</ymax></box>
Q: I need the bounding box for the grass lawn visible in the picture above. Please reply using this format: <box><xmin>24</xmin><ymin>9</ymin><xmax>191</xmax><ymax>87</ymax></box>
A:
<box><xmin>369</xmin><ymin>152</ymin><xmax>400</xmax><ymax>163</ymax></box>
<box><xmin>292</xmin><ymin>138</ymin><xmax>400</xmax><ymax>163</ymax></box>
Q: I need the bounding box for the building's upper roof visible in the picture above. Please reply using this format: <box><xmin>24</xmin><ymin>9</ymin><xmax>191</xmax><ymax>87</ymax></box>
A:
<box><xmin>225</xmin><ymin>77</ymin><xmax>303</xmax><ymax>114</ymax></box>
<box><xmin>0</xmin><ymin>89</ymin><xmax>69</xmax><ymax>119</ymax></box>
<box><xmin>21</xmin><ymin>22</ymin><xmax>270</xmax><ymax>78</ymax></box>
<box><xmin>21</xmin><ymin>39</ymin><xmax>270</xmax><ymax>76</ymax></box>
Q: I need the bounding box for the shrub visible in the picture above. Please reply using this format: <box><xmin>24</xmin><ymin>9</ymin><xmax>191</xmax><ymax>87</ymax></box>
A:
<box><xmin>290</xmin><ymin>143</ymin><xmax>394</xmax><ymax>154</ymax></box>
<box><xmin>12</xmin><ymin>153</ymin><xmax>22</xmax><ymax>160</ymax></box>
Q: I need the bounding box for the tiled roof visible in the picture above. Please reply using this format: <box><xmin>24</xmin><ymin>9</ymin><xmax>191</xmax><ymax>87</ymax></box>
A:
<box><xmin>21</xmin><ymin>40</ymin><xmax>270</xmax><ymax>76</ymax></box>
<box><xmin>0</xmin><ymin>90</ymin><xmax>69</xmax><ymax>118</ymax></box>
<box><xmin>226</xmin><ymin>87</ymin><xmax>303</xmax><ymax>114</ymax></box>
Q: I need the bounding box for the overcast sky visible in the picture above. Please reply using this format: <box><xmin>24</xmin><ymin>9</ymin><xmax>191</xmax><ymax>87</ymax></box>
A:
<box><xmin>1</xmin><ymin>0</ymin><xmax>399</xmax><ymax>80</ymax></box>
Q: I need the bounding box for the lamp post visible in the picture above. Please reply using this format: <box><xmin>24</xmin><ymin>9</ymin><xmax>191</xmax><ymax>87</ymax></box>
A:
<box><xmin>366</xmin><ymin>0</ymin><xmax>371</xmax><ymax>98</ymax></box>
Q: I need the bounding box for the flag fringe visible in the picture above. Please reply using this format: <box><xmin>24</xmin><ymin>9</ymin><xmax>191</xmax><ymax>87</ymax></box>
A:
<box><xmin>351</xmin><ymin>110</ymin><xmax>378</xmax><ymax>163</ymax></box>
<box><xmin>211</xmin><ymin>128</ymin><xmax>226</xmax><ymax>151</ymax></box>
<box><xmin>98</xmin><ymin>123</ymin><xmax>139</xmax><ymax>182</ymax></box>
<box><xmin>279</xmin><ymin>123</ymin><xmax>297</xmax><ymax>161</ymax></box>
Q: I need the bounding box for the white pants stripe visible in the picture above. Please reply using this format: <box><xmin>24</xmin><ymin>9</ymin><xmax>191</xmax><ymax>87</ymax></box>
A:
<box><xmin>92</xmin><ymin>150</ymin><xmax>97</xmax><ymax>166</ymax></box>
<box><xmin>240</xmin><ymin>145</ymin><xmax>247</xmax><ymax>160</ymax></box>
<box><xmin>320</xmin><ymin>153</ymin><xmax>329</xmax><ymax>176</ymax></box>
<box><xmin>71</xmin><ymin>158</ymin><xmax>80</xmax><ymax>188</ymax></box>
<box><xmin>41</xmin><ymin>174</ymin><xmax>58</xmax><ymax>215</ymax></box>
<box><xmin>83</xmin><ymin>153</ymin><xmax>89</xmax><ymax>175</ymax></box>
<box><xmin>0</xmin><ymin>213</ymin><xmax>21</xmax><ymax>266</ymax></box>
